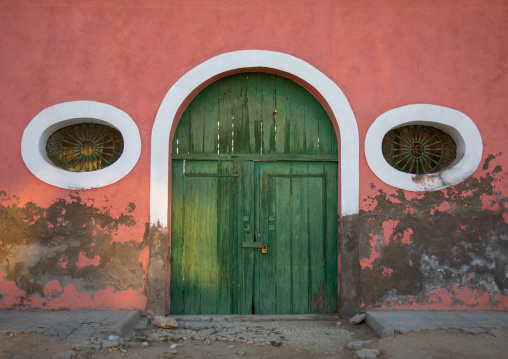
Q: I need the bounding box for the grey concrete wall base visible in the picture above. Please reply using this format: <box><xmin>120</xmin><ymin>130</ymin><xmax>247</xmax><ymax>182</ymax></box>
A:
<box><xmin>338</xmin><ymin>214</ymin><xmax>361</xmax><ymax>319</ymax></box>
<box><xmin>366</xmin><ymin>312</ymin><xmax>395</xmax><ymax>337</ymax></box>
<box><xmin>146</xmin><ymin>224</ymin><xmax>169</xmax><ymax>316</ymax></box>
<box><xmin>108</xmin><ymin>310</ymin><xmax>141</xmax><ymax>337</ymax></box>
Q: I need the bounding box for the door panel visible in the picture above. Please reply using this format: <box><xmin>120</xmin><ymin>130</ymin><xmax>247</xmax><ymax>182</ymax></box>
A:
<box><xmin>256</xmin><ymin>162</ymin><xmax>338</xmax><ymax>314</ymax></box>
<box><xmin>170</xmin><ymin>161</ymin><xmax>240</xmax><ymax>314</ymax></box>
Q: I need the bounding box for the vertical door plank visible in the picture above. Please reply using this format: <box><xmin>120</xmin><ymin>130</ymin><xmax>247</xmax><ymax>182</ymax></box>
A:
<box><xmin>289</xmin><ymin>86</ymin><xmax>306</xmax><ymax>154</ymax></box>
<box><xmin>188</xmin><ymin>91</ymin><xmax>206</xmax><ymax>153</ymax></box>
<box><xmin>236</xmin><ymin>161</ymin><xmax>255</xmax><ymax>313</ymax></box>
<box><xmin>202</xmin><ymin>84</ymin><xmax>219</xmax><ymax>154</ymax></box>
<box><xmin>261</xmin><ymin>74</ymin><xmax>277</xmax><ymax>155</ymax></box>
<box><xmin>317</xmin><ymin>105</ymin><xmax>338</xmax><ymax>156</ymax></box>
<box><xmin>273</xmin><ymin>174</ymin><xmax>293</xmax><ymax>313</ymax></box>
<box><xmin>218</xmin><ymin>76</ymin><xmax>234</xmax><ymax>154</ymax></box>
<box><xmin>290</xmin><ymin>163</ymin><xmax>311</xmax><ymax>313</ymax></box>
<box><xmin>253</xmin><ymin>162</ymin><xmax>261</xmax><ymax>312</ymax></box>
<box><xmin>324</xmin><ymin>162</ymin><xmax>339</xmax><ymax>312</ymax></box>
<box><xmin>181</xmin><ymin>162</ymin><xmax>201</xmax><ymax>313</ymax></box>
<box><xmin>306</xmin><ymin>163</ymin><xmax>327</xmax><ymax>313</ymax></box>
<box><xmin>247</xmin><ymin>74</ymin><xmax>263</xmax><ymax>154</ymax></box>
<box><xmin>170</xmin><ymin>160</ymin><xmax>185</xmax><ymax>314</ymax></box>
<box><xmin>173</xmin><ymin>109</ymin><xmax>191</xmax><ymax>155</ymax></box>
<box><xmin>303</xmin><ymin>92</ymin><xmax>320</xmax><ymax>155</ymax></box>
<box><xmin>232</xmin><ymin>75</ymin><xmax>249</xmax><ymax>154</ymax></box>
<box><xmin>216</xmin><ymin>161</ymin><xmax>235</xmax><ymax>313</ymax></box>
<box><xmin>184</xmin><ymin>162</ymin><xmax>219</xmax><ymax>314</ymax></box>
<box><xmin>274</xmin><ymin>76</ymin><xmax>289</xmax><ymax>154</ymax></box>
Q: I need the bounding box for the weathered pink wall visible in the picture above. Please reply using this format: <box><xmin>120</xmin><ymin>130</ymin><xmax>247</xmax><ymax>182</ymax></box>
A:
<box><xmin>0</xmin><ymin>0</ymin><xmax>507</xmax><ymax>311</ymax></box>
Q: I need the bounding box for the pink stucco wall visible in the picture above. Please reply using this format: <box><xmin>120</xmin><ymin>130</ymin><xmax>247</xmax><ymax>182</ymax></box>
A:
<box><xmin>0</xmin><ymin>0</ymin><xmax>507</xmax><ymax>312</ymax></box>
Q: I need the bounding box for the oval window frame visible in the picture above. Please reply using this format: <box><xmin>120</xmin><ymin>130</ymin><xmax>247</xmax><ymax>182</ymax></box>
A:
<box><xmin>365</xmin><ymin>104</ymin><xmax>483</xmax><ymax>191</ymax></box>
<box><xmin>21</xmin><ymin>101</ymin><xmax>141</xmax><ymax>189</ymax></box>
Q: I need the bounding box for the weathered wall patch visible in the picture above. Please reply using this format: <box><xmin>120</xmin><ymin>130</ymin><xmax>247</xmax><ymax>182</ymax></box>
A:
<box><xmin>0</xmin><ymin>191</ymin><xmax>147</xmax><ymax>311</ymax></box>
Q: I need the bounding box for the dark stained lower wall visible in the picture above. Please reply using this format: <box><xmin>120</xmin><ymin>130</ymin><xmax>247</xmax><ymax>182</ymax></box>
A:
<box><xmin>359</xmin><ymin>153</ymin><xmax>508</xmax><ymax>310</ymax></box>
<box><xmin>2</xmin><ymin>154</ymin><xmax>507</xmax><ymax>313</ymax></box>
<box><xmin>0</xmin><ymin>191</ymin><xmax>148</xmax><ymax>311</ymax></box>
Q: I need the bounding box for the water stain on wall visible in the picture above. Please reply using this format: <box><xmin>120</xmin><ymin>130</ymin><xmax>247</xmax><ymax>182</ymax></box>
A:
<box><xmin>0</xmin><ymin>192</ymin><xmax>148</xmax><ymax>310</ymax></box>
<box><xmin>360</xmin><ymin>153</ymin><xmax>508</xmax><ymax>310</ymax></box>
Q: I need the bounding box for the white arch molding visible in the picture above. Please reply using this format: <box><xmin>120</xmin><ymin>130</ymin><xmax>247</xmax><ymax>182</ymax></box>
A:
<box><xmin>150</xmin><ymin>50</ymin><xmax>360</xmax><ymax>226</ymax></box>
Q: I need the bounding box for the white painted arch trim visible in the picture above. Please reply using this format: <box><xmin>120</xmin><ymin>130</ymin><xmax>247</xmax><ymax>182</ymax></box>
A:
<box><xmin>21</xmin><ymin>101</ymin><xmax>141</xmax><ymax>189</ymax></box>
<box><xmin>150</xmin><ymin>50</ymin><xmax>359</xmax><ymax>226</ymax></box>
<box><xmin>365</xmin><ymin>104</ymin><xmax>483</xmax><ymax>191</ymax></box>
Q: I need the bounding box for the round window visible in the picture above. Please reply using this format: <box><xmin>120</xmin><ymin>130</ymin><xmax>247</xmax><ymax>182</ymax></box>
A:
<box><xmin>382</xmin><ymin>125</ymin><xmax>457</xmax><ymax>174</ymax></box>
<box><xmin>364</xmin><ymin>104</ymin><xmax>483</xmax><ymax>191</ymax></box>
<box><xmin>22</xmin><ymin>101</ymin><xmax>141</xmax><ymax>189</ymax></box>
<box><xmin>46</xmin><ymin>123</ymin><xmax>124</xmax><ymax>172</ymax></box>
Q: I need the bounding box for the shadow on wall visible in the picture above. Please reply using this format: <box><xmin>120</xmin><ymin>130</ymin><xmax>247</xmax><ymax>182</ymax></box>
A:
<box><xmin>360</xmin><ymin>153</ymin><xmax>508</xmax><ymax>310</ymax></box>
<box><xmin>0</xmin><ymin>191</ymin><xmax>148</xmax><ymax>311</ymax></box>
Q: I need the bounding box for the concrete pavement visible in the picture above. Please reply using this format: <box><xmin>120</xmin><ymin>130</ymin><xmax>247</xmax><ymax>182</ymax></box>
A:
<box><xmin>366</xmin><ymin>310</ymin><xmax>508</xmax><ymax>337</ymax></box>
<box><xmin>0</xmin><ymin>310</ymin><xmax>141</xmax><ymax>343</ymax></box>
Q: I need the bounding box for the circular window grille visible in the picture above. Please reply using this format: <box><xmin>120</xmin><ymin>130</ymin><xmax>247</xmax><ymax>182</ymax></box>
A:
<box><xmin>46</xmin><ymin>123</ymin><xmax>124</xmax><ymax>172</ymax></box>
<box><xmin>382</xmin><ymin>125</ymin><xmax>457</xmax><ymax>174</ymax></box>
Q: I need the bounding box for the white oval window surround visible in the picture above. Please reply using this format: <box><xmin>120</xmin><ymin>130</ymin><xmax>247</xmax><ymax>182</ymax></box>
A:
<box><xmin>365</xmin><ymin>104</ymin><xmax>483</xmax><ymax>191</ymax></box>
<box><xmin>21</xmin><ymin>101</ymin><xmax>141</xmax><ymax>189</ymax></box>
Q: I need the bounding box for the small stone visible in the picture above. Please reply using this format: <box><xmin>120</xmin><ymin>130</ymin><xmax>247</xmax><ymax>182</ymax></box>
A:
<box><xmin>336</xmin><ymin>321</ymin><xmax>342</xmax><ymax>326</ymax></box>
<box><xmin>141</xmin><ymin>341</ymin><xmax>149</xmax><ymax>347</ymax></box>
<box><xmin>349</xmin><ymin>313</ymin><xmax>366</xmax><ymax>325</ymax></box>
<box><xmin>460</xmin><ymin>327</ymin><xmax>485</xmax><ymax>335</ymax></box>
<box><xmin>72</xmin><ymin>342</ymin><xmax>89</xmax><ymax>351</ymax></box>
<box><xmin>170</xmin><ymin>344</ymin><xmax>178</xmax><ymax>349</ymax></box>
<box><xmin>204</xmin><ymin>340</ymin><xmax>210</xmax><ymax>345</ymax></box>
<box><xmin>227</xmin><ymin>338</ymin><xmax>234</xmax><ymax>342</ymax></box>
<box><xmin>487</xmin><ymin>329</ymin><xmax>503</xmax><ymax>337</ymax></box>
<box><xmin>51</xmin><ymin>351</ymin><xmax>76</xmax><ymax>359</ymax></box>
<box><xmin>247</xmin><ymin>341</ymin><xmax>254</xmax><ymax>344</ymax></box>
<box><xmin>166</xmin><ymin>350</ymin><xmax>178</xmax><ymax>355</ymax></box>
<box><xmin>227</xmin><ymin>345</ymin><xmax>235</xmax><ymax>349</ymax></box>
<box><xmin>355</xmin><ymin>348</ymin><xmax>380</xmax><ymax>359</ymax></box>
<box><xmin>108</xmin><ymin>335</ymin><xmax>120</xmax><ymax>341</ymax></box>
<box><xmin>347</xmin><ymin>340</ymin><xmax>373</xmax><ymax>350</ymax></box>
<box><xmin>102</xmin><ymin>340</ymin><xmax>119</xmax><ymax>349</ymax></box>
<box><xmin>237</xmin><ymin>350</ymin><xmax>246</xmax><ymax>356</ymax></box>
<box><xmin>154</xmin><ymin>316</ymin><xmax>179</xmax><ymax>329</ymax></box>
<box><xmin>39</xmin><ymin>347</ymin><xmax>48</xmax><ymax>352</ymax></box>
<box><xmin>119</xmin><ymin>348</ymin><xmax>127</xmax><ymax>353</ymax></box>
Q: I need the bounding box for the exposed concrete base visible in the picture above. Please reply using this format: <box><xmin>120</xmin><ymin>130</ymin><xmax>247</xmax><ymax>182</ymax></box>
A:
<box><xmin>366</xmin><ymin>310</ymin><xmax>508</xmax><ymax>337</ymax></box>
<box><xmin>0</xmin><ymin>310</ymin><xmax>141</xmax><ymax>341</ymax></box>
<box><xmin>108</xmin><ymin>310</ymin><xmax>141</xmax><ymax>337</ymax></box>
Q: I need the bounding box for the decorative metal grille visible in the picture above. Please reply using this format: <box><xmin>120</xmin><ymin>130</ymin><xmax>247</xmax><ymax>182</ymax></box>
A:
<box><xmin>46</xmin><ymin>123</ymin><xmax>124</xmax><ymax>172</ymax></box>
<box><xmin>382</xmin><ymin>125</ymin><xmax>456</xmax><ymax>174</ymax></box>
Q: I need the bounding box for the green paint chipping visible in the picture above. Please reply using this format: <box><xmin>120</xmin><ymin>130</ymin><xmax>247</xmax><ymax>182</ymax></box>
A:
<box><xmin>170</xmin><ymin>73</ymin><xmax>338</xmax><ymax>315</ymax></box>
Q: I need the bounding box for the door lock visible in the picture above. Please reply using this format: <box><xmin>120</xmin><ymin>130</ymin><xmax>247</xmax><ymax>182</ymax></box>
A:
<box><xmin>261</xmin><ymin>243</ymin><xmax>268</xmax><ymax>254</ymax></box>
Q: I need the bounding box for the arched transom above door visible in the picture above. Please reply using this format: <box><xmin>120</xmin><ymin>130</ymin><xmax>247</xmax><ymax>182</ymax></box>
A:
<box><xmin>172</xmin><ymin>72</ymin><xmax>338</xmax><ymax>160</ymax></box>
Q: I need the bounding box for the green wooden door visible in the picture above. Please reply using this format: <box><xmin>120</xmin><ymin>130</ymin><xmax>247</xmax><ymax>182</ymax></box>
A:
<box><xmin>255</xmin><ymin>162</ymin><xmax>338</xmax><ymax>314</ymax></box>
<box><xmin>170</xmin><ymin>73</ymin><xmax>338</xmax><ymax>315</ymax></box>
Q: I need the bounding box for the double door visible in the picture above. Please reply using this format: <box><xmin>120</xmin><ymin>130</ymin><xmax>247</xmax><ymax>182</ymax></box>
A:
<box><xmin>170</xmin><ymin>160</ymin><xmax>338</xmax><ymax>314</ymax></box>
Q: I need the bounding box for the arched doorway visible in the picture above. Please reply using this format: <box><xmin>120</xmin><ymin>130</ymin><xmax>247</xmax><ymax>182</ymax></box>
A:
<box><xmin>147</xmin><ymin>50</ymin><xmax>360</xmax><ymax>317</ymax></box>
<box><xmin>170</xmin><ymin>73</ymin><xmax>338</xmax><ymax>314</ymax></box>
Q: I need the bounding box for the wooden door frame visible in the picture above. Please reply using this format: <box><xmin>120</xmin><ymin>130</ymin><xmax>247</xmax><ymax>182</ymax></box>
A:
<box><xmin>147</xmin><ymin>50</ymin><xmax>361</xmax><ymax>318</ymax></box>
